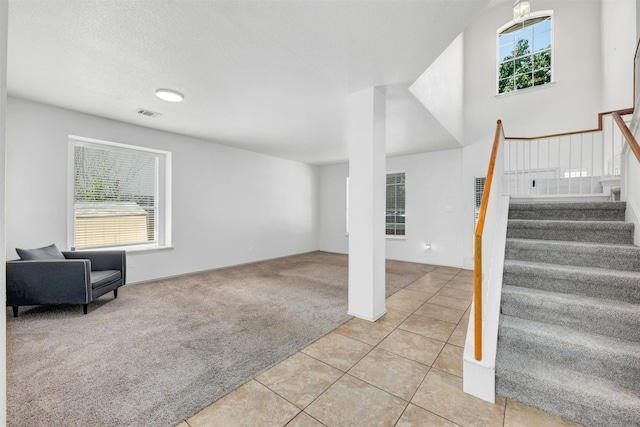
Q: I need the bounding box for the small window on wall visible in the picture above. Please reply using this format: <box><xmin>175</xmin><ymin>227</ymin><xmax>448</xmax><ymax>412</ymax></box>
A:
<box><xmin>474</xmin><ymin>177</ymin><xmax>486</xmax><ymax>227</ymax></box>
<box><xmin>498</xmin><ymin>12</ymin><xmax>552</xmax><ymax>94</ymax></box>
<box><xmin>386</xmin><ymin>172</ymin><xmax>406</xmax><ymax>236</ymax></box>
<box><xmin>70</xmin><ymin>136</ymin><xmax>171</xmax><ymax>250</ymax></box>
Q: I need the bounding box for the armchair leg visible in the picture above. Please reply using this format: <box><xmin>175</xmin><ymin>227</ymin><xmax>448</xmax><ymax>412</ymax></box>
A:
<box><xmin>12</xmin><ymin>306</ymin><xmax>18</xmax><ymax>318</ymax></box>
<box><xmin>82</xmin><ymin>304</ymin><xmax>88</xmax><ymax>315</ymax></box>
<box><xmin>114</xmin><ymin>289</ymin><xmax>118</xmax><ymax>298</ymax></box>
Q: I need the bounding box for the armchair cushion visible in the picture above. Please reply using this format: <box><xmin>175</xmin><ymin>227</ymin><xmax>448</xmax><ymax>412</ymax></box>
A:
<box><xmin>16</xmin><ymin>244</ymin><xmax>65</xmax><ymax>261</ymax></box>
<box><xmin>91</xmin><ymin>270</ymin><xmax>121</xmax><ymax>290</ymax></box>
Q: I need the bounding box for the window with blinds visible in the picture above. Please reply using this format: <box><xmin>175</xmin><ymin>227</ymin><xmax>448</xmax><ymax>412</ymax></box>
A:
<box><xmin>474</xmin><ymin>177</ymin><xmax>486</xmax><ymax>227</ymax></box>
<box><xmin>386</xmin><ymin>172</ymin><xmax>406</xmax><ymax>236</ymax></box>
<box><xmin>72</xmin><ymin>138</ymin><xmax>169</xmax><ymax>250</ymax></box>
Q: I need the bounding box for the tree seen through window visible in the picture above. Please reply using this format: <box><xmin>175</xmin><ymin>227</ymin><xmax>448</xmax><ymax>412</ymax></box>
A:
<box><xmin>498</xmin><ymin>15</ymin><xmax>552</xmax><ymax>94</ymax></box>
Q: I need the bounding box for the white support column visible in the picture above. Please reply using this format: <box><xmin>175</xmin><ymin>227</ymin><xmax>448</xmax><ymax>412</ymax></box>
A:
<box><xmin>1</xmin><ymin>0</ymin><xmax>8</xmax><ymax>423</ymax></box>
<box><xmin>347</xmin><ymin>87</ymin><xmax>386</xmax><ymax>321</ymax></box>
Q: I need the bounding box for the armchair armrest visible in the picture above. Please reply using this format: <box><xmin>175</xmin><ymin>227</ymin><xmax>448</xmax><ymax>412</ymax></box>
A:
<box><xmin>6</xmin><ymin>259</ymin><xmax>92</xmax><ymax>305</ymax></box>
<box><xmin>63</xmin><ymin>250</ymin><xmax>126</xmax><ymax>284</ymax></box>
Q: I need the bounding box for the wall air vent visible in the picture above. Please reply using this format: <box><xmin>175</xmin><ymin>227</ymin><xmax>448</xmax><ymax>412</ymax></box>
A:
<box><xmin>137</xmin><ymin>108</ymin><xmax>162</xmax><ymax>118</ymax></box>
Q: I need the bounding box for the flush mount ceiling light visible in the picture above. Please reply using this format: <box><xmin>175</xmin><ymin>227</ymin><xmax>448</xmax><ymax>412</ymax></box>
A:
<box><xmin>155</xmin><ymin>88</ymin><xmax>184</xmax><ymax>103</ymax></box>
<box><xmin>513</xmin><ymin>0</ymin><xmax>530</xmax><ymax>22</ymax></box>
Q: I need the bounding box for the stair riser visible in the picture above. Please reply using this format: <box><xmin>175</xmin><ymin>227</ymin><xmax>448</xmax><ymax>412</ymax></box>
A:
<box><xmin>508</xmin><ymin>209</ymin><xmax>625</xmax><ymax>222</ymax></box>
<box><xmin>505</xmin><ymin>244</ymin><xmax>640</xmax><ymax>272</ymax></box>
<box><xmin>500</xmin><ymin>295</ymin><xmax>640</xmax><ymax>341</ymax></box>
<box><xmin>508</xmin><ymin>202</ymin><xmax>627</xmax><ymax>222</ymax></box>
<box><xmin>506</xmin><ymin>226</ymin><xmax>633</xmax><ymax>245</ymax></box>
<box><xmin>502</xmin><ymin>268</ymin><xmax>640</xmax><ymax>304</ymax></box>
<box><xmin>495</xmin><ymin>376</ymin><xmax>635</xmax><ymax>427</ymax></box>
<box><xmin>497</xmin><ymin>330</ymin><xmax>640</xmax><ymax>391</ymax></box>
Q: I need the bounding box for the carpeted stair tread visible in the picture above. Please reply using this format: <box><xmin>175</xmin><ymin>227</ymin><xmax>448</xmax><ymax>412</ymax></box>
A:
<box><xmin>500</xmin><ymin>285</ymin><xmax>640</xmax><ymax>341</ymax></box>
<box><xmin>506</xmin><ymin>219</ymin><xmax>634</xmax><ymax>244</ymax></box>
<box><xmin>499</xmin><ymin>200</ymin><xmax>639</xmax><ymax>426</ymax></box>
<box><xmin>498</xmin><ymin>315</ymin><xmax>640</xmax><ymax>391</ymax></box>
<box><xmin>503</xmin><ymin>259</ymin><xmax>640</xmax><ymax>303</ymax></box>
<box><xmin>508</xmin><ymin>201</ymin><xmax>626</xmax><ymax>221</ymax></box>
<box><xmin>505</xmin><ymin>238</ymin><xmax>640</xmax><ymax>271</ymax></box>
<box><xmin>495</xmin><ymin>349</ymin><xmax>640</xmax><ymax>427</ymax></box>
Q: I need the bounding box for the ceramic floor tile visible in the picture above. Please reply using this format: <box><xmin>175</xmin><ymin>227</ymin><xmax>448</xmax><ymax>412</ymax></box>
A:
<box><xmin>396</xmin><ymin>404</ymin><xmax>460</xmax><ymax>427</ymax></box>
<box><xmin>305</xmin><ymin>374</ymin><xmax>407</xmax><ymax>427</ymax></box>
<box><xmin>375</xmin><ymin>308</ymin><xmax>412</xmax><ymax>328</ymax></box>
<box><xmin>454</xmin><ymin>269</ymin><xmax>474</xmax><ymax>278</ymax></box>
<box><xmin>418</xmin><ymin>264</ymin><xmax>439</xmax><ymax>271</ymax></box>
<box><xmin>411</xmin><ymin>276</ymin><xmax>449</xmax><ymax>287</ymax></box>
<box><xmin>301</xmin><ymin>332</ymin><xmax>372</xmax><ymax>372</ymax></box>
<box><xmin>392</xmin><ymin>288</ymin><xmax>433</xmax><ymax>302</ymax></box>
<box><xmin>377</xmin><ymin>329</ymin><xmax>445</xmax><ymax>366</ymax></box>
<box><xmin>435</xmin><ymin>287</ymin><xmax>474</xmax><ymax>301</ymax></box>
<box><xmin>385</xmin><ymin>295</ymin><xmax>424</xmax><ymax>312</ymax></box>
<box><xmin>187</xmin><ymin>380</ymin><xmax>300</xmax><ymax>427</ymax></box>
<box><xmin>398</xmin><ymin>313</ymin><xmax>457</xmax><ymax>342</ymax></box>
<box><xmin>412</xmin><ymin>370</ymin><xmax>506</xmax><ymax>427</ymax></box>
<box><xmin>286</xmin><ymin>411</ymin><xmax>327</xmax><ymax>427</ymax></box>
<box><xmin>448</xmin><ymin>324</ymin><xmax>468</xmax><ymax>347</ymax></box>
<box><xmin>433</xmin><ymin>343</ymin><xmax>464</xmax><ymax>378</ymax></box>
<box><xmin>405</xmin><ymin>281</ymin><xmax>442</xmax><ymax>295</ymax></box>
<box><xmin>414</xmin><ymin>303</ymin><xmax>465</xmax><ymax>324</ymax></box>
<box><xmin>348</xmin><ymin>348</ymin><xmax>430</xmax><ymax>401</ymax></box>
<box><xmin>429</xmin><ymin>294</ymin><xmax>472</xmax><ymax>311</ymax></box>
<box><xmin>459</xmin><ymin>309</ymin><xmax>471</xmax><ymax>326</ymax></box>
<box><xmin>428</xmin><ymin>272</ymin><xmax>458</xmax><ymax>281</ymax></box>
<box><xmin>446</xmin><ymin>280</ymin><xmax>474</xmax><ymax>290</ymax></box>
<box><xmin>334</xmin><ymin>317</ymin><xmax>395</xmax><ymax>346</ymax></box>
<box><xmin>256</xmin><ymin>352</ymin><xmax>343</xmax><ymax>409</ymax></box>
<box><xmin>504</xmin><ymin>399</ymin><xmax>585</xmax><ymax>427</ymax></box>
<box><xmin>433</xmin><ymin>266</ymin><xmax>462</xmax><ymax>275</ymax></box>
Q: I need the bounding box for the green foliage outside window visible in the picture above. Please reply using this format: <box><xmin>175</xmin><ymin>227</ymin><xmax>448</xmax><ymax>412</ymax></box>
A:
<box><xmin>498</xmin><ymin>16</ymin><xmax>552</xmax><ymax>94</ymax></box>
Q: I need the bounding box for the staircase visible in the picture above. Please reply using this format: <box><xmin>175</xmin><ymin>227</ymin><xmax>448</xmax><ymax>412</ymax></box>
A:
<box><xmin>495</xmin><ymin>201</ymin><xmax>640</xmax><ymax>427</ymax></box>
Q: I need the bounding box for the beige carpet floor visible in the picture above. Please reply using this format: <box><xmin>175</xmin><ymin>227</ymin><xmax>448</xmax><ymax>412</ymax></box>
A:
<box><xmin>6</xmin><ymin>251</ymin><xmax>435</xmax><ymax>427</ymax></box>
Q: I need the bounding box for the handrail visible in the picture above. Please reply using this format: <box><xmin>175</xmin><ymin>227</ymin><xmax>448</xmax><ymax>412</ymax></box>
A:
<box><xmin>506</xmin><ymin>108</ymin><xmax>634</xmax><ymax>140</ymax></box>
<box><xmin>612</xmin><ymin>111</ymin><xmax>640</xmax><ymax>163</ymax></box>
<box><xmin>473</xmin><ymin>119</ymin><xmax>503</xmax><ymax>361</ymax></box>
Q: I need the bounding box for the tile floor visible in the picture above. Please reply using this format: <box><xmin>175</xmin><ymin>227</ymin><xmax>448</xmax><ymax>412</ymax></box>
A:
<box><xmin>175</xmin><ymin>266</ymin><xmax>583</xmax><ymax>427</ymax></box>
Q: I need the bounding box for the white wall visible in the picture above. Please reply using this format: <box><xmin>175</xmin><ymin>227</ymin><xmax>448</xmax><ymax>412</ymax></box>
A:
<box><xmin>386</xmin><ymin>150</ymin><xmax>464</xmax><ymax>266</ymax></box>
<box><xmin>6</xmin><ymin>97</ymin><xmax>319</xmax><ymax>283</ymax></box>
<box><xmin>318</xmin><ymin>149</ymin><xmax>465</xmax><ymax>268</ymax></box>
<box><xmin>601</xmin><ymin>0</ymin><xmax>637</xmax><ymax>111</ymax></box>
<box><xmin>319</xmin><ymin>162</ymin><xmax>349</xmax><ymax>254</ymax></box>
<box><xmin>410</xmin><ymin>34</ymin><xmax>465</xmax><ymax>144</ymax></box>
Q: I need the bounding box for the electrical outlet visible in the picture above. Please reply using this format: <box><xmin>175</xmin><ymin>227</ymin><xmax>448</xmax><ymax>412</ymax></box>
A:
<box><xmin>128</xmin><ymin>259</ymin><xmax>137</xmax><ymax>269</ymax></box>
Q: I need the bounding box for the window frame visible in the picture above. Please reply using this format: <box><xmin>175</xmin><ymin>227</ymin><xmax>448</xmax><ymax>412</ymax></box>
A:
<box><xmin>68</xmin><ymin>135</ymin><xmax>172</xmax><ymax>252</ymax></box>
<box><xmin>496</xmin><ymin>10</ymin><xmax>554</xmax><ymax>96</ymax></box>
<box><xmin>385</xmin><ymin>171</ymin><xmax>406</xmax><ymax>237</ymax></box>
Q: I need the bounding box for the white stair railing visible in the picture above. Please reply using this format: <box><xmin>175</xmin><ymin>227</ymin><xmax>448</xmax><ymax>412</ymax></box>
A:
<box><xmin>503</xmin><ymin>112</ymin><xmax>632</xmax><ymax>198</ymax></box>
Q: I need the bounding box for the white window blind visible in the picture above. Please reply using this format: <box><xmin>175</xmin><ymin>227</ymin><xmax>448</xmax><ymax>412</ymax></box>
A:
<box><xmin>386</xmin><ymin>172</ymin><xmax>406</xmax><ymax>236</ymax></box>
<box><xmin>73</xmin><ymin>140</ymin><xmax>160</xmax><ymax>249</ymax></box>
<box><xmin>474</xmin><ymin>177</ymin><xmax>486</xmax><ymax>227</ymax></box>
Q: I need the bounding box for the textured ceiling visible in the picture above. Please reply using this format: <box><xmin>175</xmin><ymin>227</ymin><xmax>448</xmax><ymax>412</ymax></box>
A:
<box><xmin>7</xmin><ymin>0</ymin><xmax>490</xmax><ymax>165</ymax></box>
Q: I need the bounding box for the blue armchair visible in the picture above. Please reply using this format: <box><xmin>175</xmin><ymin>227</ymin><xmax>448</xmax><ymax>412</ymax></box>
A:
<box><xmin>6</xmin><ymin>244</ymin><xmax>126</xmax><ymax>316</ymax></box>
